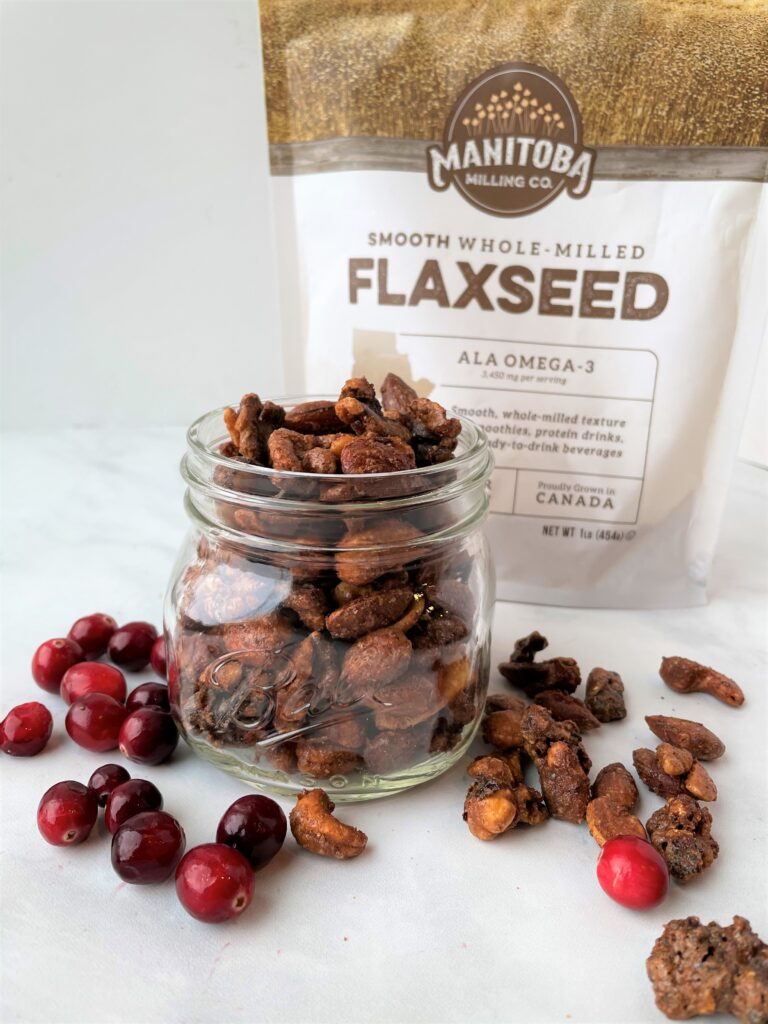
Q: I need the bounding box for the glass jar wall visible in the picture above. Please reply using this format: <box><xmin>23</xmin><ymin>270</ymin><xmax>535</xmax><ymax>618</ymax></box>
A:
<box><xmin>165</xmin><ymin>399</ymin><xmax>494</xmax><ymax>801</ymax></box>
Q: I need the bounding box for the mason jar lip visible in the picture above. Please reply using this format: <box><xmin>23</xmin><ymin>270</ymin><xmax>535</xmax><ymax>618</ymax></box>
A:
<box><xmin>186</xmin><ymin>394</ymin><xmax>491</xmax><ymax>489</ymax></box>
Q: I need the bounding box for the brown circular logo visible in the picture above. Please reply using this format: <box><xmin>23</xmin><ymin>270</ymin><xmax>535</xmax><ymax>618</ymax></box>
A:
<box><xmin>427</xmin><ymin>62</ymin><xmax>595</xmax><ymax>217</ymax></box>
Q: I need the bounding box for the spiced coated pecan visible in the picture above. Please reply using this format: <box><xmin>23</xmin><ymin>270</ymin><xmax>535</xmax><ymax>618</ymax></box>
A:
<box><xmin>284</xmin><ymin>400</ymin><xmax>345</xmax><ymax>435</ymax></box>
<box><xmin>335</xmin><ymin>396</ymin><xmax>411</xmax><ymax>441</ymax></box>
<box><xmin>223</xmin><ymin>393</ymin><xmax>285</xmax><ymax>463</ymax></box>
<box><xmin>533</xmin><ymin>690</ymin><xmax>601</xmax><ymax>731</ymax></box>
<box><xmin>660</xmin><ymin>655</ymin><xmax>745</xmax><ymax>707</ymax></box>
<box><xmin>499</xmin><ymin>651</ymin><xmax>581</xmax><ymax>700</ymax></box>
<box><xmin>585</xmin><ymin>667</ymin><xmax>627</xmax><ymax>722</ymax></box>
<box><xmin>340</xmin><ymin>434</ymin><xmax>416</xmax><ymax>474</ymax></box>
<box><xmin>520</xmin><ymin>704</ymin><xmax>591</xmax><ymax>823</ymax></box>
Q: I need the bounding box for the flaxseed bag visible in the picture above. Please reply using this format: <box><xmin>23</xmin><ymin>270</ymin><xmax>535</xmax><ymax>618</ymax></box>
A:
<box><xmin>258</xmin><ymin>0</ymin><xmax>767</xmax><ymax>607</ymax></box>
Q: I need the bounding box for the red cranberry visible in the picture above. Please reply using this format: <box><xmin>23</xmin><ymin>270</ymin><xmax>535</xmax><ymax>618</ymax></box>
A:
<box><xmin>1</xmin><ymin>702</ymin><xmax>53</xmax><ymax>756</ymax></box>
<box><xmin>31</xmin><ymin>638</ymin><xmax>83</xmax><ymax>693</ymax></box>
<box><xmin>175</xmin><ymin>844</ymin><xmax>254</xmax><ymax>923</ymax></box>
<box><xmin>67</xmin><ymin>613</ymin><xmax>117</xmax><ymax>660</ymax></box>
<box><xmin>150</xmin><ymin>636</ymin><xmax>167</xmax><ymax>678</ymax></box>
<box><xmin>216</xmin><ymin>795</ymin><xmax>286</xmax><ymax>871</ymax></box>
<box><xmin>60</xmin><ymin>662</ymin><xmax>126</xmax><ymax>705</ymax></box>
<box><xmin>37</xmin><ymin>781</ymin><xmax>97</xmax><ymax>845</ymax></box>
<box><xmin>65</xmin><ymin>693</ymin><xmax>127</xmax><ymax>752</ymax></box>
<box><xmin>596</xmin><ymin>835</ymin><xmax>669</xmax><ymax>910</ymax></box>
<box><xmin>126</xmin><ymin>681</ymin><xmax>170</xmax><ymax>713</ymax></box>
<box><xmin>111</xmin><ymin>810</ymin><xmax>185</xmax><ymax>884</ymax></box>
<box><xmin>108</xmin><ymin>622</ymin><xmax>158</xmax><ymax>672</ymax></box>
<box><xmin>105</xmin><ymin>778</ymin><xmax>163</xmax><ymax>833</ymax></box>
<box><xmin>118</xmin><ymin>708</ymin><xmax>178</xmax><ymax>765</ymax></box>
<box><xmin>87</xmin><ymin>763</ymin><xmax>131</xmax><ymax>807</ymax></box>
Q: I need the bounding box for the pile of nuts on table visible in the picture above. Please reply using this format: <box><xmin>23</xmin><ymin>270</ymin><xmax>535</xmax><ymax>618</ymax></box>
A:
<box><xmin>173</xmin><ymin>374</ymin><xmax>488</xmax><ymax>784</ymax></box>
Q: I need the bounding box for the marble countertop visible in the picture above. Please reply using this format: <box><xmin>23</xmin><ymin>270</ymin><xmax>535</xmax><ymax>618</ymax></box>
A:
<box><xmin>1</xmin><ymin>428</ymin><xmax>766</xmax><ymax>1024</ymax></box>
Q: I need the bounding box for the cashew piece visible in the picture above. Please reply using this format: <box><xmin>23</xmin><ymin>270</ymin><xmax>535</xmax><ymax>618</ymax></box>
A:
<box><xmin>289</xmin><ymin>788</ymin><xmax>368</xmax><ymax>860</ymax></box>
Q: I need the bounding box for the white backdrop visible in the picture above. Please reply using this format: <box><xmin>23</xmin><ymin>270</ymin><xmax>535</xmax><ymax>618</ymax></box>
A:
<box><xmin>0</xmin><ymin>0</ymin><xmax>764</xmax><ymax>461</ymax></box>
<box><xmin>1</xmin><ymin>0</ymin><xmax>282</xmax><ymax>430</ymax></box>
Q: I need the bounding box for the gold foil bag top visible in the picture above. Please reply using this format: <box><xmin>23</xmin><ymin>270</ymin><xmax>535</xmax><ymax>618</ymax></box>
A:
<box><xmin>260</xmin><ymin>0</ymin><xmax>768</xmax><ymax>147</ymax></box>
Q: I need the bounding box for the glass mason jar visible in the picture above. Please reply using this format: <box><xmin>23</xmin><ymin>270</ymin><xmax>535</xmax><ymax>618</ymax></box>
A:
<box><xmin>165</xmin><ymin>398</ymin><xmax>494</xmax><ymax>801</ymax></box>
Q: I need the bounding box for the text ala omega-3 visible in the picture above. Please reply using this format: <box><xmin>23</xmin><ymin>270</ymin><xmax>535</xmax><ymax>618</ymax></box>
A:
<box><xmin>259</xmin><ymin>0</ymin><xmax>767</xmax><ymax>607</ymax></box>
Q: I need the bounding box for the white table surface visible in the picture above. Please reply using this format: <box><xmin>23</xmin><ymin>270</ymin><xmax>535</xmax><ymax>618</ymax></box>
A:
<box><xmin>1</xmin><ymin>428</ymin><xmax>766</xmax><ymax>1024</ymax></box>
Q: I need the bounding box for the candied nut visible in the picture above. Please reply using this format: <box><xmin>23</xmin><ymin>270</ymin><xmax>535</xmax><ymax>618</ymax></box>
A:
<box><xmin>656</xmin><ymin>742</ymin><xmax>694</xmax><ymax>777</ymax></box>
<box><xmin>646</xmin><ymin>794</ymin><xmax>719</xmax><ymax>884</ymax></box>
<box><xmin>463</xmin><ymin>776</ymin><xmax>518</xmax><ymax>840</ymax></box>
<box><xmin>284</xmin><ymin>400</ymin><xmax>345</xmax><ymax>435</ymax></box>
<box><xmin>533</xmin><ymin>690</ymin><xmax>601</xmax><ymax>731</ymax></box>
<box><xmin>428</xmin><ymin>717</ymin><xmax>464</xmax><ymax>754</ymax></box>
<box><xmin>326</xmin><ymin>587</ymin><xmax>413</xmax><ymax>640</ymax></box>
<box><xmin>295</xmin><ymin>741</ymin><xmax>363</xmax><ymax>779</ymax></box>
<box><xmin>585</xmin><ymin>668</ymin><xmax>627</xmax><ymax>722</ymax></box>
<box><xmin>381</xmin><ymin>372</ymin><xmax>418</xmax><ymax>416</ymax></box>
<box><xmin>423</xmin><ymin>579</ymin><xmax>476</xmax><ymax>623</ymax></box>
<box><xmin>282</xmin><ymin>583</ymin><xmax>328</xmax><ymax>632</ymax></box>
<box><xmin>468</xmin><ymin>752</ymin><xmax>525</xmax><ymax>785</ymax></box>
<box><xmin>660</xmin><ymin>655</ymin><xmax>745</xmax><ymax>708</ymax></box>
<box><xmin>509</xmin><ymin>631</ymin><xmax>549</xmax><ymax>663</ymax></box>
<box><xmin>390</xmin><ymin>594</ymin><xmax>426</xmax><ymax>634</ymax></box>
<box><xmin>336</xmin><ymin>520</ymin><xmax>423</xmax><ymax>586</ymax></box>
<box><xmin>482</xmin><ymin>706</ymin><xmax>526</xmax><ymax>751</ymax></box>
<box><xmin>500</xmin><ymin>657</ymin><xmax>581</xmax><ymax>697</ymax></box>
<box><xmin>289</xmin><ymin>788</ymin><xmax>367</xmax><ymax>859</ymax></box>
<box><xmin>540</xmin><ymin>741</ymin><xmax>591</xmax><ymax>824</ymax></box>
<box><xmin>340</xmin><ymin>434</ymin><xmax>416</xmax><ymax>474</ymax></box>
<box><xmin>463</xmin><ymin>753</ymin><xmax>547</xmax><ymax>840</ymax></box>
<box><xmin>309</xmin><ymin>712</ymin><xmax>367</xmax><ymax>752</ymax></box>
<box><xmin>260</xmin><ymin>740</ymin><xmax>297</xmax><ymax>774</ymax></box>
<box><xmin>409</xmin><ymin>611</ymin><xmax>469</xmax><ymax>650</ymax></box>
<box><xmin>339</xmin><ymin>376</ymin><xmax>379</xmax><ymax>406</ymax></box>
<box><xmin>520</xmin><ymin>704</ymin><xmax>591</xmax><ymax>771</ymax></box>
<box><xmin>302</xmin><ymin>447</ymin><xmax>338</xmax><ymax>474</ymax></box>
<box><xmin>338</xmin><ymin>628</ymin><xmax>412</xmax><ymax>700</ymax></box>
<box><xmin>223</xmin><ymin>393</ymin><xmax>285</xmax><ymax>463</ymax></box>
<box><xmin>364</xmin><ymin>725</ymin><xmax>430</xmax><ymax>775</ymax></box>
<box><xmin>645</xmin><ymin>714</ymin><xmax>725</xmax><ymax>761</ymax></box>
<box><xmin>335</xmin><ymin>396</ymin><xmax>411</xmax><ymax>441</ymax></box>
<box><xmin>373</xmin><ymin>671</ymin><xmax>443</xmax><ymax>730</ymax></box>
<box><xmin>684</xmin><ymin>760</ymin><xmax>718</xmax><ymax>802</ymax></box>
<box><xmin>647</xmin><ymin>915</ymin><xmax>768</xmax><ymax>1023</ymax></box>
<box><xmin>586</xmin><ymin>796</ymin><xmax>647</xmax><ymax>847</ymax></box>
<box><xmin>520</xmin><ymin>704</ymin><xmax>591</xmax><ymax>823</ymax></box>
<box><xmin>436</xmin><ymin>655</ymin><xmax>471</xmax><ymax>705</ymax></box>
<box><xmin>409</xmin><ymin>397</ymin><xmax>461</xmax><ymax>442</ymax></box>
<box><xmin>221</xmin><ymin>613</ymin><xmax>299</xmax><ymax>654</ymax></box>
<box><xmin>485</xmin><ymin>693</ymin><xmax>527</xmax><ymax>713</ymax></box>
<box><xmin>267</xmin><ymin>428</ymin><xmax>316</xmax><ymax>472</ymax></box>
<box><xmin>591</xmin><ymin>762</ymin><xmax>639</xmax><ymax>812</ymax></box>
<box><xmin>633</xmin><ymin>748</ymin><xmax>683</xmax><ymax>799</ymax></box>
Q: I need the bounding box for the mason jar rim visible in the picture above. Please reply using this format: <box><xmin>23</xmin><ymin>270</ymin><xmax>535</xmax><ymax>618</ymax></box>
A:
<box><xmin>181</xmin><ymin>395</ymin><xmax>494</xmax><ymax>549</ymax></box>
